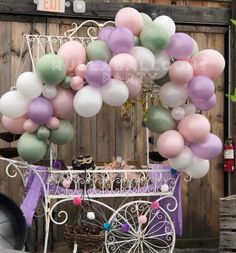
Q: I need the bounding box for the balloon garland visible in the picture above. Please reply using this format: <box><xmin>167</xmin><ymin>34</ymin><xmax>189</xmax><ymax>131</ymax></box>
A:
<box><xmin>0</xmin><ymin>7</ymin><xmax>225</xmax><ymax>180</ymax></box>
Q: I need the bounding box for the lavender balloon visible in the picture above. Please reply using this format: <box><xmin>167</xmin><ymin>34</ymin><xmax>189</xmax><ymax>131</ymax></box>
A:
<box><xmin>108</xmin><ymin>27</ymin><xmax>134</xmax><ymax>54</ymax></box>
<box><xmin>193</xmin><ymin>94</ymin><xmax>216</xmax><ymax>111</ymax></box>
<box><xmin>166</xmin><ymin>33</ymin><xmax>194</xmax><ymax>59</ymax></box>
<box><xmin>187</xmin><ymin>76</ymin><xmax>215</xmax><ymax>102</ymax></box>
<box><xmin>98</xmin><ymin>26</ymin><xmax>115</xmax><ymax>43</ymax></box>
<box><xmin>190</xmin><ymin>133</ymin><xmax>223</xmax><ymax>160</ymax></box>
<box><xmin>85</xmin><ymin>60</ymin><xmax>112</xmax><ymax>87</ymax></box>
<box><xmin>27</xmin><ymin>97</ymin><xmax>53</xmax><ymax>124</ymax></box>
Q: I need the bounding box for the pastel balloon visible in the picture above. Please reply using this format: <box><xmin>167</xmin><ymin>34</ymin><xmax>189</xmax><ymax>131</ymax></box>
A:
<box><xmin>190</xmin><ymin>49</ymin><xmax>225</xmax><ymax>79</ymax></box>
<box><xmin>134</xmin><ymin>36</ymin><xmax>140</xmax><ymax>46</ymax></box>
<box><xmin>37</xmin><ymin>126</ymin><xmax>50</xmax><ymax>141</ymax></box>
<box><xmin>109</xmin><ymin>53</ymin><xmax>138</xmax><ymax>81</ymax></box>
<box><xmin>140</xmin><ymin>23</ymin><xmax>171</xmax><ymax>53</ymax></box>
<box><xmin>126</xmin><ymin>76</ymin><xmax>142</xmax><ymax>99</ymax></box>
<box><xmin>130</xmin><ymin>46</ymin><xmax>155</xmax><ymax>72</ymax></box>
<box><xmin>75</xmin><ymin>64</ymin><xmax>87</xmax><ymax>79</ymax></box>
<box><xmin>16</xmin><ymin>72</ymin><xmax>43</xmax><ymax>99</ymax></box>
<box><xmin>2</xmin><ymin>115</ymin><xmax>27</xmax><ymax>134</ymax></box>
<box><xmin>108</xmin><ymin>27</ymin><xmax>134</xmax><ymax>54</ymax></box>
<box><xmin>49</xmin><ymin>120</ymin><xmax>75</xmax><ymax>145</ymax></box>
<box><xmin>187</xmin><ymin>76</ymin><xmax>215</xmax><ymax>102</ymax></box>
<box><xmin>153</xmin><ymin>51</ymin><xmax>171</xmax><ymax>80</ymax></box>
<box><xmin>73</xmin><ymin>86</ymin><xmax>102</xmax><ymax>118</ymax></box>
<box><xmin>191</xmin><ymin>39</ymin><xmax>199</xmax><ymax>56</ymax></box>
<box><xmin>171</xmin><ymin>107</ymin><xmax>186</xmax><ymax>121</ymax></box>
<box><xmin>156</xmin><ymin>130</ymin><xmax>185</xmax><ymax>158</ymax></box>
<box><xmin>61</xmin><ymin>76</ymin><xmax>72</xmax><ymax>89</ymax></box>
<box><xmin>185</xmin><ymin>156</ymin><xmax>209</xmax><ymax>179</ymax></box>
<box><xmin>169</xmin><ymin>61</ymin><xmax>193</xmax><ymax>85</ymax></box>
<box><xmin>168</xmin><ymin>146</ymin><xmax>193</xmax><ymax>171</ymax></box>
<box><xmin>36</xmin><ymin>53</ymin><xmax>66</xmax><ymax>85</ymax></box>
<box><xmin>154</xmin><ymin>74</ymin><xmax>170</xmax><ymax>86</ymax></box>
<box><xmin>46</xmin><ymin>117</ymin><xmax>60</xmax><ymax>130</ymax></box>
<box><xmin>70</xmin><ymin>76</ymin><xmax>84</xmax><ymax>91</ymax></box>
<box><xmin>159</xmin><ymin>82</ymin><xmax>188</xmax><ymax>108</ymax></box>
<box><xmin>85</xmin><ymin>60</ymin><xmax>112</xmax><ymax>87</ymax></box>
<box><xmin>145</xmin><ymin>105</ymin><xmax>176</xmax><ymax>134</ymax></box>
<box><xmin>140</xmin><ymin>13</ymin><xmax>152</xmax><ymax>27</ymax></box>
<box><xmin>115</xmin><ymin>7</ymin><xmax>143</xmax><ymax>36</ymax></box>
<box><xmin>166</xmin><ymin>33</ymin><xmax>194</xmax><ymax>60</ymax></box>
<box><xmin>23</xmin><ymin>119</ymin><xmax>39</xmax><ymax>133</ymax></box>
<box><xmin>0</xmin><ymin>90</ymin><xmax>30</xmax><ymax>118</ymax></box>
<box><xmin>154</xmin><ymin>15</ymin><xmax>176</xmax><ymax>36</ymax></box>
<box><xmin>100</xmin><ymin>79</ymin><xmax>129</xmax><ymax>107</ymax></box>
<box><xmin>193</xmin><ymin>94</ymin><xmax>216</xmax><ymax>111</ymax></box>
<box><xmin>27</xmin><ymin>97</ymin><xmax>53</xmax><ymax>125</ymax></box>
<box><xmin>98</xmin><ymin>26</ymin><xmax>115</xmax><ymax>43</ymax></box>
<box><xmin>190</xmin><ymin>133</ymin><xmax>223</xmax><ymax>160</ymax></box>
<box><xmin>86</xmin><ymin>40</ymin><xmax>112</xmax><ymax>61</ymax></box>
<box><xmin>51</xmin><ymin>87</ymin><xmax>75</xmax><ymax>119</ymax></box>
<box><xmin>42</xmin><ymin>85</ymin><xmax>57</xmax><ymax>99</ymax></box>
<box><xmin>17</xmin><ymin>132</ymin><xmax>47</xmax><ymax>163</ymax></box>
<box><xmin>57</xmin><ymin>41</ymin><xmax>86</xmax><ymax>73</ymax></box>
<box><xmin>181</xmin><ymin>103</ymin><xmax>196</xmax><ymax>115</ymax></box>
<box><xmin>178</xmin><ymin>114</ymin><xmax>210</xmax><ymax>142</ymax></box>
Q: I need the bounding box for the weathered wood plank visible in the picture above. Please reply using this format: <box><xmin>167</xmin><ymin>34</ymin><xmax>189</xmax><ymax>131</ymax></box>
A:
<box><xmin>220</xmin><ymin>216</ymin><xmax>236</xmax><ymax>230</ymax></box>
<box><xmin>0</xmin><ymin>0</ymin><xmax>231</xmax><ymax>26</ymax></box>
<box><xmin>220</xmin><ymin>231</ymin><xmax>236</xmax><ymax>249</ymax></box>
<box><xmin>220</xmin><ymin>195</ymin><xmax>236</xmax><ymax>216</ymax></box>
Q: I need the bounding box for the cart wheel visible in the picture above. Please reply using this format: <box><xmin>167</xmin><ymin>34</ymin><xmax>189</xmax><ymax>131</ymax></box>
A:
<box><xmin>105</xmin><ymin>200</ymin><xmax>176</xmax><ymax>253</ymax></box>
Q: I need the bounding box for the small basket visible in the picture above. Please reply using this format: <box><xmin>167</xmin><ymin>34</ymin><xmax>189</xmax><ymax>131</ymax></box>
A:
<box><xmin>64</xmin><ymin>224</ymin><xmax>105</xmax><ymax>253</ymax></box>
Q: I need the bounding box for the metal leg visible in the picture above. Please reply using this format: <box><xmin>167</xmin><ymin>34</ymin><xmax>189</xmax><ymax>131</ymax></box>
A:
<box><xmin>43</xmin><ymin>213</ymin><xmax>50</xmax><ymax>253</ymax></box>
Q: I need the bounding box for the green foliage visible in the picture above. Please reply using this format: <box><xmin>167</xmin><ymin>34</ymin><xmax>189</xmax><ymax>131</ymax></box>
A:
<box><xmin>225</xmin><ymin>88</ymin><xmax>236</xmax><ymax>102</ymax></box>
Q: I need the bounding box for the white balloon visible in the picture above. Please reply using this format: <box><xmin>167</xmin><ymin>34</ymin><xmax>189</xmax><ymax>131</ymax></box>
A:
<box><xmin>154</xmin><ymin>15</ymin><xmax>176</xmax><ymax>36</ymax></box>
<box><xmin>191</xmin><ymin>39</ymin><xmax>199</xmax><ymax>56</ymax></box>
<box><xmin>159</xmin><ymin>82</ymin><xmax>188</xmax><ymax>108</ymax></box>
<box><xmin>168</xmin><ymin>146</ymin><xmax>193</xmax><ymax>171</ymax></box>
<box><xmin>171</xmin><ymin>107</ymin><xmax>186</xmax><ymax>121</ymax></box>
<box><xmin>87</xmin><ymin>212</ymin><xmax>95</xmax><ymax>220</ymax></box>
<box><xmin>182</xmin><ymin>103</ymin><xmax>196</xmax><ymax>115</ymax></box>
<box><xmin>16</xmin><ymin>72</ymin><xmax>43</xmax><ymax>99</ymax></box>
<box><xmin>185</xmin><ymin>155</ymin><xmax>209</xmax><ymax>179</ymax></box>
<box><xmin>130</xmin><ymin>46</ymin><xmax>155</xmax><ymax>72</ymax></box>
<box><xmin>73</xmin><ymin>86</ymin><xmax>102</xmax><ymax>118</ymax></box>
<box><xmin>42</xmin><ymin>85</ymin><xmax>57</xmax><ymax>99</ymax></box>
<box><xmin>100</xmin><ymin>79</ymin><xmax>129</xmax><ymax>107</ymax></box>
<box><xmin>0</xmin><ymin>90</ymin><xmax>30</xmax><ymax>118</ymax></box>
<box><xmin>161</xmin><ymin>184</ymin><xmax>169</xmax><ymax>192</ymax></box>
<box><xmin>153</xmin><ymin>51</ymin><xmax>171</xmax><ymax>80</ymax></box>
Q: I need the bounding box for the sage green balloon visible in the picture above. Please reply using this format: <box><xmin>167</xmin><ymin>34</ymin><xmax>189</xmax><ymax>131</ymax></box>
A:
<box><xmin>37</xmin><ymin>126</ymin><xmax>51</xmax><ymax>141</ymax></box>
<box><xmin>140</xmin><ymin>13</ymin><xmax>152</xmax><ymax>27</ymax></box>
<box><xmin>49</xmin><ymin>119</ymin><xmax>75</xmax><ymax>145</ymax></box>
<box><xmin>86</xmin><ymin>40</ymin><xmax>112</xmax><ymax>61</ymax></box>
<box><xmin>17</xmin><ymin>132</ymin><xmax>47</xmax><ymax>163</ymax></box>
<box><xmin>61</xmin><ymin>76</ymin><xmax>72</xmax><ymax>89</ymax></box>
<box><xmin>134</xmin><ymin>36</ymin><xmax>140</xmax><ymax>46</ymax></box>
<box><xmin>36</xmin><ymin>53</ymin><xmax>66</xmax><ymax>85</ymax></box>
<box><xmin>154</xmin><ymin>74</ymin><xmax>170</xmax><ymax>87</ymax></box>
<box><xmin>145</xmin><ymin>105</ymin><xmax>176</xmax><ymax>133</ymax></box>
<box><xmin>140</xmin><ymin>23</ymin><xmax>171</xmax><ymax>54</ymax></box>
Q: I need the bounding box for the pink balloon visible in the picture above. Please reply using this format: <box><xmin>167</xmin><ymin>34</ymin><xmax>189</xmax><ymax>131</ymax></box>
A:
<box><xmin>75</xmin><ymin>64</ymin><xmax>87</xmax><ymax>78</ymax></box>
<box><xmin>51</xmin><ymin>87</ymin><xmax>75</xmax><ymax>119</ymax></box>
<box><xmin>23</xmin><ymin>119</ymin><xmax>39</xmax><ymax>133</ymax></box>
<box><xmin>46</xmin><ymin>117</ymin><xmax>60</xmax><ymax>130</ymax></box>
<box><xmin>2</xmin><ymin>115</ymin><xmax>27</xmax><ymax>134</ymax></box>
<box><xmin>109</xmin><ymin>53</ymin><xmax>138</xmax><ymax>81</ymax></box>
<box><xmin>190</xmin><ymin>49</ymin><xmax>225</xmax><ymax>79</ymax></box>
<box><xmin>70</xmin><ymin>76</ymin><xmax>84</xmax><ymax>91</ymax></box>
<box><xmin>169</xmin><ymin>61</ymin><xmax>193</xmax><ymax>85</ymax></box>
<box><xmin>156</xmin><ymin>130</ymin><xmax>185</xmax><ymax>158</ymax></box>
<box><xmin>58</xmin><ymin>41</ymin><xmax>86</xmax><ymax>73</ymax></box>
<box><xmin>126</xmin><ymin>77</ymin><xmax>142</xmax><ymax>99</ymax></box>
<box><xmin>115</xmin><ymin>7</ymin><xmax>143</xmax><ymax>36</ymax></box>
<box><xmin>178</xmin><ymin>113</ymin><xmax>210</xmax><ymax>142</ymax></box>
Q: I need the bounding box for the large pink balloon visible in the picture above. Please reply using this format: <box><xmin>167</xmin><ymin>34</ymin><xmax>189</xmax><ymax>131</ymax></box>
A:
<box><xmin>2</xmin><ymin>115</ymin><xmax>27</xmax><ymax>134</ymax></box>
<box><xmin>178</xmin><ymin>113</ymin><xmax>210</xmax><ymax>142</ymax></box>
<box><xmin>57</xmin><ymin>41</ymin><xmax>86</xmax><ymax>74</ymax></box>
<box><xmin>115</xmin><ymin>7</ymin><xmax>143</xmax><ymax>36</ymax></box>
<box><xmin>126</xmin><ymin>77</ymin><xmax>142</xmax><ymax>99</ymax></box>
<box><xmin>109</xmin><ymin>53</ymin><xmax>138</xmax><ymax>81</ymax></box>
<box><xmin>169</xmin><ymin>61</ymin><xmax>193</xmax><ymax>85</ymax></box>
<box><xmin>51</xmin><ymin>87</ymin><xmax>75</xmax><ymax>119</ymax></box>
<box><xmin>23</xmin><ymin>119</ymin><xmax>39</xmax><ymax>133</ymax></box>
<box><xmin>156</xmin><ymin>130</ymin><xmax>185</xmax><ymax>158</ymax></box>
<box><xmin>190</xmin><ymin>49</ymin><xmax>225</xmax><ymax>79</ymax></box>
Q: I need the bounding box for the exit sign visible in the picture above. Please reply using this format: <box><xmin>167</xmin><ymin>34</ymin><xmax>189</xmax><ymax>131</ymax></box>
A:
<box><xmin>37</xmin><ymin>0</ymin><xmax>65</xmax><ymax>13</ymax></box>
